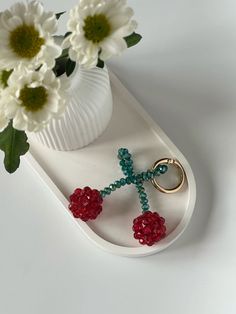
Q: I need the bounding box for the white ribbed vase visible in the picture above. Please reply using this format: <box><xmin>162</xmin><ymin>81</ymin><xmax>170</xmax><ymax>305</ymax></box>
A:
<box><xmin>29</xmin><ymin>66</ymin><xmax>113</xmax><ymax>151</ymax></box>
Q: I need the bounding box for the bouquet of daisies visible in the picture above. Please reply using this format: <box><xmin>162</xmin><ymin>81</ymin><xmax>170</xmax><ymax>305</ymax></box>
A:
<box><xmin>0</xmin><ymin>0</ymin><xmax>141</xmax><ymax>173</ymax></box>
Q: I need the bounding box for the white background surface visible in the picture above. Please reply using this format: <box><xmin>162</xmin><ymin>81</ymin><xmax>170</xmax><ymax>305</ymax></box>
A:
<box><xmin>0</xmin><ymin>1</ymin><xmax>236</xmax><ymax>313</ymax></box>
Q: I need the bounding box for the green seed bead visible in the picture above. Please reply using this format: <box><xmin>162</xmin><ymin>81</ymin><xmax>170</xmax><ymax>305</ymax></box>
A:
<box><xmin>123</xmin><ymin>153</ymin><xmax>131</xmax><ymax>160</ymax></box>
<box><xmin>157</xmin><ymin>164</ymin><xmax>168</xmax><ymax>174</ymax></box>
<box><xmin>161</xmin><ymin>164</ymin><xmax>168</xmax><ymax>173</ymax></box>
<box><xmin>142</xmin><ymin>204</ymin><xmax>150</xmax><ymax>211</ymax></box>
<box><xmin>129</xmin><ymin>176</ymin><xmax>135</xmax><ymax>184</ymax></box>
<box><xmin>104</xmin><ymin>187</ymin><xmax>111</xmax><ymax>195</ymax></box>
<box><xmin>149</xmin><ymin>172</ymin><xmax>154</xmax><ymax>179</ymax></box>
<box><xmin>118</xmin><ymin>148</ymin><xmax>124</xmax><ymax>155</ymax></box>
<box><xmin>115</xmin><ymin>180</ymin><xmax>121</xmax><ymax>188</ymax></box>
<box><xmin>126</xmin><ymin>177</ymin><xmax>132</xmax><ymax>184</ymax></box>
<box><xmin>120</xmin><ymin>160</ymin><xmax>125</xmax><ymax>166</ymax></box>
<box><xmin>132</xmin><ymin>177</ymin><xmax>139</xmax><ymax>184</ymax></box>
<box><xmin>136</xmin><ymin>174</ymin><xmax>143</xmax><ymax>183</ymax></box>
<box><xmin>120</xmin><ymin>178</ymin><xmax>126</xmax><ymax>186</ymax></box>
<box><xmin>100</xmin><ymin>191</ymin><xmax>106</xmax><ymax>198</ymax></box>
<box><xmin>125</xmin><ymin>171</ymin><xmax>133</xmax><ymax>177</ymax></box>
<box><xmin>118</xmin><ymin>148</ymin><xmax>128</xmax><ymax>158</ymax></box>
<box><xmin>109</xmin><ymin>184</ymin><xmax>116</xmax><ymax>191</ymax></box>
<box><xmin>125</xmin><ymin>160</ymin><xmax>133</xmax><ymax>166</ymax></box>
<box><xmin>140</xmin><ymin>198</ymin><xmax>147</xmax><ymax>204</ymax></box>
<box><xmin>141</xmin><ymin>199</ymin><xmax>148</xmax><ymax>204</ymax></box>
<box><xmin>137</xmin><ymin>188</ymin><xmax>145</xmax><ymax>194</ymax></box>
<box><xmin>141</xmin><ymin>172</ymin><xmax>147</xmax><ymax>180</ymax></box>
<box><xmin>136</xmin><ymin>184</ymin><xmax>143</xmax><ymax>189</ymax></box>
<box><xmin>139</xmin><ymin>192</ymin><xmax>147</xmax><ymax>198</ymax></box>
<box><xmin>154</xmin><ymin>169</ymin><xmax>160</xmax><ymax>176</ymax></box>
<box><xmin>136</xmin><ymin>180</ymin><xmax>142</xmax><ymax>186</ymax></box>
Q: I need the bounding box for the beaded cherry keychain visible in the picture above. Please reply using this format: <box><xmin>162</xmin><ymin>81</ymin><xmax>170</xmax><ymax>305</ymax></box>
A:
<box><xmin>69</xmin><ymin>148</ymin><xmax>168</xmax><ymax>246</ymax></box>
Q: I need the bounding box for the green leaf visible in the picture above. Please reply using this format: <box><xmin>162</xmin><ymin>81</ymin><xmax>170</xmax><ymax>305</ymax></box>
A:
<box><xmin>55</xmin><ymin>11</ymin><xmax>66</xmax><ymax>19</ymax></box>
<box><xmin>124</xmin><ymin>32</ymin><xmax>142</xmax><ymax>48</ymax></box>
<box><xmin>53</xmin><ymin>57</ymin><xmax>67</xmax><ymax>77</ymax></box>
<box><xmin>64</xmin><ymin>32</ymin><xmax>72</xmax><ymax>38</ymax></box>
<box><xmin>65</xmin><ymin>58</ymin><xmax>76</xmax><ymax>77</ymax></box>
<box><xmin>0</xmin><ymin>121</ymin><xmax>29</xmax><ymax>173</ymax></box>
<box><xmin>96</xmin><ymin>58</ymin><xmax>105</xmax><ymax>69</ymax></box>
<box><xmin>57</xmin><ymin>48</ymin><xmax>69</xmax><ymax>60</ymax></box>
<box><xmin>53</xmin><ymin>48</ymin><xmax>70</xmax><ymax>77</ymax></box>
<box><xmin>53</xmin><ymin>35</ymin><xmax>64</xmax><ymax>45</ymax></box>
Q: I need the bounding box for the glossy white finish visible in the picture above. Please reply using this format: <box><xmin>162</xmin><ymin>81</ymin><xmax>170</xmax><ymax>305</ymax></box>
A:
<box><xmin>27</xmin><ymin>71</ymin><xmax>196</xmax><ymax>257</ymax></box>
<box><xmin>29</xmin><ymin>66</ymin><xmax>113</xmax><ymax>150</ymax></box>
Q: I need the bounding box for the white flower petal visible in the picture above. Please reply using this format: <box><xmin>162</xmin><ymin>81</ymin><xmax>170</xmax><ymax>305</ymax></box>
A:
<box><xmin>12</xmin><ymin>110</ymin><xmax>27</xmax><ymax>131</ymax></box>
<box><xmin>43</xmin><ymin>70</ymin><xmax>55</xmax><ymax>85</ymax></box>
<box><xmin>1</xmin><ymin>10</ymin><xmax>13</xmax><ymax>30</ymax></box>
<box><xmin>0</xmin><ymin>113</ymin><xmax>9</xmax><ymax>132</ymax></box>
<box><xmin>7</xmin><ymin>16</ymin><xmax>22</xmax><ymax>29</ymax></box>
<box><xmin>100</xmin><ymin>37</ymin><xmax>127</xmax><ymax>59</ymax></box>
<box><xmin>4</xmin><ymin>99</ymin><xmax>19</xmax><ymax>117</ymax></box>
<box><xmin>30</xmin><ymin>108</ymin><xmax>51</xmax><ymax>123</ymax></box>
<box><xmin>42</xmin><ymin>15</ymin><xmax>58</xmax><ymax>33</ymax></box>
<box><xmin>24</xmin><ymin>13</ymin><xmax>36</xmax><ymax>25</ymax></box>
<box><xmin>62</xmin><ymin>36</ymin><xmax>71</xmax><ymax>49</ymax></box>
<box><xmin>10</xmin><ymin>2</ymin><xmax>27</xmax><ymax>19</ymax></box>
<box><xmin>0</xmin><ymin>30</ymin><xmax>9</xmax><ymax>41</ymax></box>
<box><xmin>68</xmin><ymin>48</ymin><xmax>78</xmax><ymax>62</ymax></box>
<box><xmin>28</xmin><ymin>0</ymin><xmax>44</xmax><ymax>17</ymax></box>
<box><xmin>45</xmin><ymin>43</ymin><xmax>62</xmax><ymax>60</ymax></box>
<box><xmin>47</xmin><ymin>97</ymin><xmax>60</xmax><ymax>113</ymax></box>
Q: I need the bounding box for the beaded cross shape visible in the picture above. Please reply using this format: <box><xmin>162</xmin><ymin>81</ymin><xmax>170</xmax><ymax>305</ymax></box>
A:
<box><xmin>68</xmin><ymin>148</ymin><xmax>168</xmax><ymax>246</ymax></box>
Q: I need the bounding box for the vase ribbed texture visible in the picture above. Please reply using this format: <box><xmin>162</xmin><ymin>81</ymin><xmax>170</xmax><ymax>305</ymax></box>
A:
<box><xmin>29</xmin><ymin>66</ymin><xmax>113</xmax><ymax>151</ymax></box>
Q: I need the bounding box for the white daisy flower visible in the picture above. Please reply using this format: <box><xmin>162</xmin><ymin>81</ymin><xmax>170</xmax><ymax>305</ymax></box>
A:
<box><xmin>0</xmin><ymin>0</ymin><xmax>62</xmax><ymax>70</ymax></box>
<box><xmin>0</xmin><ymin>66</ymin><xmax>67</xmax><ymax>132</ymax></box>
<box><xmin>63</xmin><ymin>0</ymin><xmax>137</xmax><ymax>68</ymax></box>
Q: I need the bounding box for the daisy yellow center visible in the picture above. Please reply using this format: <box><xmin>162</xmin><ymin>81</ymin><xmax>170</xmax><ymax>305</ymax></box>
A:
<box><xmin>83</xmin><ymin>14</ymin><xmax>111</xmax><ymax>43</ymax></box>
<box><xmin>19</xmin><ymin>86</ymin><xmax>48</xmax><ymax>112</ymax></box>
<box><xmin>0</xmin><ymin>70</ymin><xmax>13</xmax><ymax>88</ymax></box>
<box><xmin>9</xmin><ymin>24</ymin><xmax>45</xmax><ymax>59</ymax></box>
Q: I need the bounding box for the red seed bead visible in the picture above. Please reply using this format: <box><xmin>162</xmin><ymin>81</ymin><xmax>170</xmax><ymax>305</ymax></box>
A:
<box><xmin>132</xmin><ymin>211</ymin><xmax>166</xmax><ymax>246</ymax></box>
<box><xmin>69</xmin><ymin>187</ymin><xmax>103</xmax><ymax>221</ymax></box>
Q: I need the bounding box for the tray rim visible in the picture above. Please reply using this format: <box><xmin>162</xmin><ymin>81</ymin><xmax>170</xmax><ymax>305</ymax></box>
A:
<box><xmin>25</xmin><ymin>70</ymin><xmax>196</xmax><ymax>257</ymax></box>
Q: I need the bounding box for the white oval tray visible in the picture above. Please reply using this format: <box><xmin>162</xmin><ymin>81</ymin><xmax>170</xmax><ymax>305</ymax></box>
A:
<box><xmin>26</xmin><ymin>70</ymin><xmax>196</xmax><ymax>258</ymax></box>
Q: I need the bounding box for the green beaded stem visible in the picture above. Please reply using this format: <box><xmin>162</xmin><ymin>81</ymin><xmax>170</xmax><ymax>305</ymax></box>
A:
<box><xmin>118</xmin><ymin>148</ymin><xmax>150</xmax><ymax>212</ymax></box>
<box><xmin>100</xmin><ymin>148</ymin><xmax>168</xmax><ymax>213</ymax></box>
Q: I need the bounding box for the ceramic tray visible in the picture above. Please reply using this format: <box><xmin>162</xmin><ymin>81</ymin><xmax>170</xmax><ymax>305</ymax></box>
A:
<box><xmin>25</xmin><ymin>71</ymin><xmax>196</xmax><ymax>258</ymax></box>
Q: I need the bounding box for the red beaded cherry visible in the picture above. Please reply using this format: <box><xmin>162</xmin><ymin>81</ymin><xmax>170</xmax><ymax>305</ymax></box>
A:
<box><xmin>132</xmin><ymin>211</ymin><xmax>166</xmax><ymax>246</ymax></box>
<box><xmin>69</xmin><ymin>187</ymin><xmax>103</xmax><ymax>221</ymax></box>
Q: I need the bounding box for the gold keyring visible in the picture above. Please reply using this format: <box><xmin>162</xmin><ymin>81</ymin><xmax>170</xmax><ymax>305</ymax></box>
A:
<box><xmin>151</xmin><ymin>158</ymin><xmax>186</xmax><ymax>194</ymax></box>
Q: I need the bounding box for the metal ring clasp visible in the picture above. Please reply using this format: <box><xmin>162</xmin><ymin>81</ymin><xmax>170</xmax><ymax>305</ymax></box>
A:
<box><xmin>151</xmin><ymin>158</ymin><xmax>186</xmax><ymax>193</ymax></box>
